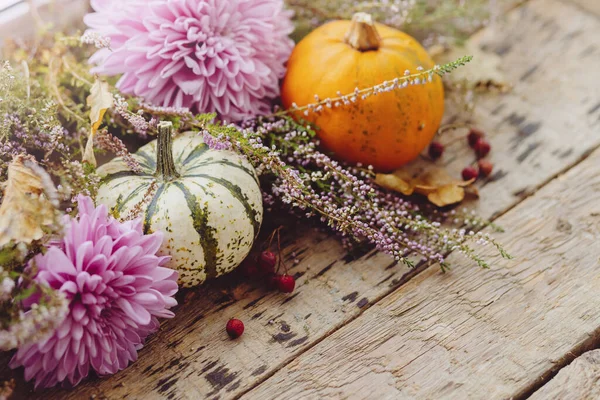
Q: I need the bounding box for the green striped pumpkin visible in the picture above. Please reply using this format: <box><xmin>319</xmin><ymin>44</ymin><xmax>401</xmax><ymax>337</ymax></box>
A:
<box><xmin>96</xmin><ymin>122</ymin><xmax>263</xmax><ymax>287</ymax></box>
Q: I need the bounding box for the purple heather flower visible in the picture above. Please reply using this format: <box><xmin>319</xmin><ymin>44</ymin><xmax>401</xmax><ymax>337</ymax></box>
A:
<box><xmin>84</xmin><ymin>0</ymin><xmax>294</xmax><ymax>122</ymax></box>
<box><xmin>10</xmin><ymin>195</ymin><xmax>178</xmax><ymax>389</ymax></box>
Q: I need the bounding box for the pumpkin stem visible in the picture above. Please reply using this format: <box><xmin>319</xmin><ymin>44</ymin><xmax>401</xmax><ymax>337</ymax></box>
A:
<box><xmin>345</xmin><ymin>13</ymin><xmax>381</xmax><ymax>52</ymax></box>
<box><xmin>155</xmin><ymin>121</ymin><xmax>180</xmax><ymax>181</ymax></box>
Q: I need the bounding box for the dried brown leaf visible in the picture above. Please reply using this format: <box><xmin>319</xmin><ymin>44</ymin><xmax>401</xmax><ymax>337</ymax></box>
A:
<box><xmin>84</xmin><ymin>79</ymin><xmax>114</xmax><ymax>166</ymax></box>
<box><xmin>83</xmin><ymin>136</ymin><xmax>97</xmax><ymax>167</ymax></box>
<box><xmin>374</xmin><ymin>173</ymin><xmax>415</xmax><ymax>196</ymax></box>
<box><xmin>87</xmin><ymin>79</ymin><xmax>113</xmax><ymax>134</ymax></box>
<box><xmin>427</xmin><ymin>184</ymin><xmax>465</xmax><ymax>207</ymax></box>
<box><xmin>375</xmin><ymin>165</ymin><xmax>474</xmax><ymax>207</ymax></box>
<box><xmin>465</xmin><ymin>184</ymin><xmax>480</xmax><ymax>199</ymax></box>
<box><xmin>0</xmin><ymin>156</ymin><xmax>59</xmax><ymax>247</ymax></box>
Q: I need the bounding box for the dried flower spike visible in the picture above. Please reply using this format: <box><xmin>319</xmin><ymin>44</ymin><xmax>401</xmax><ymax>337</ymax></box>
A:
<box><xmin>275</xmin><ymin>56</ymin><xmax>472</xmax><ymax>118</ymax></box>
<box><xmin>200</xmin><ymin>116</ymin><xmax>510</xmax><ymax>270</ymax></box>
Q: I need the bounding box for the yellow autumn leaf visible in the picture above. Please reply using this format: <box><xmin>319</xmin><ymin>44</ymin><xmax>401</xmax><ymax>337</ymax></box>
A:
<box><xmin>87</xmin><ymin>78</ymin><xmax>113</xmax><ymax>133</ymax></box>
<box><xmin>427</xmin><ymin>184</ymin><xmax>466</xmax><ymax>207</ymax></box>
<box><xmin>84</xmin><ymin>78</ymin><xmax>114</xmax><ymax>166</ymax></box>
<box><xmin>374</xmin><ymin>173</ymin><xmax>415</xmax><ymax>196</ymax></box>
<box><xmin>375</xmin><ymin>165</ymin><xmax>474</xmax><ymax>207</ymax></box>
<box><xmin>82</xmin><ymin>138</ymin><xmax>97</xmax><ymax>167</ymax></box>
<box><xmin>0</xmin><ymin>156</ymin><xmax>59</xmax><ymax>247</ymax></box>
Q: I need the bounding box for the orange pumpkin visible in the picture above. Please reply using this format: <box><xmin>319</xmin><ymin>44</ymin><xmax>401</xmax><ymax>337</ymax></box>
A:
<box><xmin>281</xmin><ymin>13</ymin><xmax>444</xmax><ymax>171</ymax></box>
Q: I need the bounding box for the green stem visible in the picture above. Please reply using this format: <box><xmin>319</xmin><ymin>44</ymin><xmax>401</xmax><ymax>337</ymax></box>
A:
<box><xmin>155</xmin><ymin>121</ymin><xmax>180</xmax><ymax>181</ymax></box>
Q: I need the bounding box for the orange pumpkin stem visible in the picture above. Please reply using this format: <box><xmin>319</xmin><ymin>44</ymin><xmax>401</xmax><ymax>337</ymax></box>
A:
<box><xmin>344</xmin><ymin>13</ymin><xmax>381</xmax><ymax>52</ymax></box>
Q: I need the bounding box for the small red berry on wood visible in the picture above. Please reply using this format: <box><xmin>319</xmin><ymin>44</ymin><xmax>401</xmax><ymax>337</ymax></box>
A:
<box><xmin>478</xmin><ymin>160</ymin><xmax>494</xmax><ymax>177</ymax></box>
<box><xmin>468</xmin><ymin>128</ymin><xmax>484</xmax><ymax>148</ymax></box>
<box><xmin>462</xmin><ymin>166</ymin><xmax>478</xmax><ymax>181</ymax></box>
<box><xmin>474</xmin><ymin>139</ymin><xmax>491</xmax><ymax>158</ymax></box>
<box><xmin>428</xmin><ymin>141</ymin><xmax>445</xmax><ymax>161</ymax></box>
<box><xmin>277</xmin><ymin>275</ymin><xmax>296</xmax><ymax>293</ymax></box>
<box><xmin>226</xmin><ymin>319</ymin><xmax>244</xmax><ymax>339</ymax></box>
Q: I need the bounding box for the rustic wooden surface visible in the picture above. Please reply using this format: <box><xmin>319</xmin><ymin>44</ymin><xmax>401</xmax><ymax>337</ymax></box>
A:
<box><xmin>570</xmin><ymin>0</ymin><xmax>600</xmax><ymax>16</ymax></box>
<box><xmin>529</xmin><ymin>350</ymin><xmax>600</xmax><ymax>400</ymax></box>
<box><xmin>245</xmin><ymin>143</ymin><xmax>600</xmax><ymax>400</ymax></box>
<box><xmin>3</xmin><ymin>0</ymin><xmax>600</xmax><ymax>398</ymax></box>
<box><xmin>243</xmin><ymin>3</ymin><xmax>600</xmax><ymax>398</ymax></box>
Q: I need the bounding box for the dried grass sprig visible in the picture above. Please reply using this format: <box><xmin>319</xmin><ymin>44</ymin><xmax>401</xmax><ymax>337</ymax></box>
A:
<box><xmin>271</xmin><ymin>56</ymin><xmax>472</xmax><ymax>118</ymax></box>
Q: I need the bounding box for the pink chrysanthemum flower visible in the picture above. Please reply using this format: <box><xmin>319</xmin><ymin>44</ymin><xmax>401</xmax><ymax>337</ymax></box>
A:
<box><xmin>10</xmin><ymin>195</ymin><xmax>178</xmax><ymax>389</ymax></box>
<box><xmin>84</xmin><ymin>0</ymin><xmax>294</xmax><ymax>122</ymax></box>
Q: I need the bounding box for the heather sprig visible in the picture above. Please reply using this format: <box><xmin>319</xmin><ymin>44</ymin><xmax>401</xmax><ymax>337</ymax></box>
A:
<box><xmin>0</xmin><ymin>45</ymin><xmax>107</xmax><ymax>352</ymax></box>
<box><xmin>272</xmin><ymin>56</ymin><xmax>472</xmax><ymax>118</ymax></box>
<box><xmin>95</xmin><ymin>129</ymin><xmax>142</xmax><ymax>173</ymax></box>
<box><xmin>195</xmin><ymin>116</ymin><xmax>509</xmax><ymax>270</ymax></box>
<box><xmin>0</xmin><ymin>61</ymin><xmax>97</xmax><ymax>203</ymax></box>
<box><xmin>0</xmin><ymin>271</ymin><xmax>69</xmax><ymax>352</ymax></box>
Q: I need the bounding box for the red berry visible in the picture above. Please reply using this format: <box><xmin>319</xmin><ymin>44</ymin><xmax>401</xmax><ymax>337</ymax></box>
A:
<box><xmin>241</xmin><ymin>262</ymin><xmax>260</xmax><ymax>278</ymax></box>
<box><xmin>267</xmin><ymin>273</ymin><xmax>281</xmax><ymax>289</ymax></box>
<box><xmin>259</xmin><ymin>251</ymin><xmax>277</xmax><ymax>274</ymax></box>
<box><xmin>428</xmin><ymin>141</ymin><xmax>445</xmax><ymax>160</ymax></box>
<box><xmin>226</xmin><ymin>318</ymin><xmax>244</xmax><ymax>339</ymax></box>
<box><xmin>462</xmin><ymin>166</ymin><xmax>478</xmax><ymax>181</ymax></box>
<box><xmin>277</xmin><ymin>275</ymin><xmax>295</xmax><ymax>293</ymax></box>
<box><xmin>474</xmin><ymin>139</ymin><xmax>491</xmax><ymax>158</ymax></box>
<box><xmin>478</xmin><ymin>160</ymin><xmax>494</xmax><ymax>177</ymax></box>
<box><xmin>468</xmin><ymin>128</ymin><xmax>484</xmax><ymax>148</ymax></box>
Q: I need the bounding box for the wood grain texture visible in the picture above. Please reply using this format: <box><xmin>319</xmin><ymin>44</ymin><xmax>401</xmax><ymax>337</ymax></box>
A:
<box><xmin>567</xmin><ymin>0</ymin><xmax>600</xmax><ymax>16</ymax></box>
<box><xmin>244</xmin><ymin>141</ymin><xmax>600</xmax><ymax>400</ymax></box>
<box><xmin>529</xmin><ymin>350</ymin><xmax>600</xmax><ymax>400</ymax></box>
<box><xmin>10</xmin><ymin>0</ymin><xmax>600</xmax><ymax>399</ymax></box>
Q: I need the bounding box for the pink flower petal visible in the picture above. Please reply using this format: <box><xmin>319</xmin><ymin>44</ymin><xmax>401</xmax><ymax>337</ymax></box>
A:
<box><xmin>85</xmin><ymin>0</ymin><xmax>294</xmax><ymax>121</ymax></box>
<box><xmin>13</xmin><ymin>191</ymin><xmax>178</xmax><ymax>389</ymax></box>
<box><xmin>116</xmin><ymin>298</ymin><xmax>152</xmax><ymax>325</ymax></box>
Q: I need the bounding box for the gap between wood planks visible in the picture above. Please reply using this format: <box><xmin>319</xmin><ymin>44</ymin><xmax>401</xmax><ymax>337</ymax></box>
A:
<box><xmin>515</xmin><ymin>326</ymin><xmax>600</xmax><ymax>399</ymax></box>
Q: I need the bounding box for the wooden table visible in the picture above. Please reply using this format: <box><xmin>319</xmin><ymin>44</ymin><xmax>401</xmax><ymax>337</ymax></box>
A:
<box><xmin>5</xmin><ymin>0</ymin><xmax>600</xmax><ymax>398</ymax></box>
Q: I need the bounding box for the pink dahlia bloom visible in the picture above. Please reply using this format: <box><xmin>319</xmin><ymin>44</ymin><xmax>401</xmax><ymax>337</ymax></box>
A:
<box><xmin>10</xmin><ymin>195</ymin><xmax>178</xmax><ymax>389</ymax></box>
<box><xmin>84</xmin><ymin>0</ymin><xmax>295</xmax><ymax>122</ymax></box>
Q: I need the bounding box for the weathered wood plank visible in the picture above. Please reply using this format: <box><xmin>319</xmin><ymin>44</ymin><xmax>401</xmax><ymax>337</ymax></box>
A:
<box><xmin>529</xmin><ymin>350</ymin><xmax>600</xmax><ymax>400</ymax></box>
<box><xmin>12</xmin><ymin>0</ymin><xmax>600</xmax><ymax>398</ymax></box>
<box><xmin>244</xmin><ymin>143</ymin><xmax>600</xmax><ymax>400</ymax></box>
<box><xmin>566</xmin><ymin>0</ymin><xmax>600</xmax><ymax>17</ymax></box>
